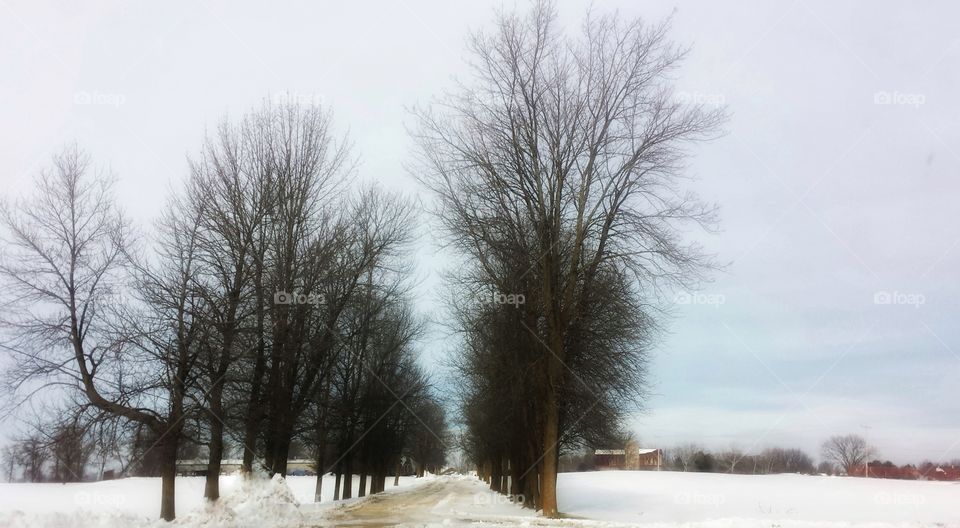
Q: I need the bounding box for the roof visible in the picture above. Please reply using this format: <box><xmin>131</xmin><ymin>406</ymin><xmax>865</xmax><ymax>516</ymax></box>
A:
<box><xmin>594</xmin><ymin>448</ymin><xmax>660</xmax><ymax>455</ymax></box>
<box><xmin>594</xmin><ymin>449</ymin><xmax>625</xmax><ymax>455</ymax></box>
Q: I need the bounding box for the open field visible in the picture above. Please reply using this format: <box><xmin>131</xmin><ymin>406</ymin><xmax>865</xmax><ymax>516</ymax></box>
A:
<box><xmin>557</xmin><ymin>471</ymin><xmax>960</xmax><ymax>526</ymax></box>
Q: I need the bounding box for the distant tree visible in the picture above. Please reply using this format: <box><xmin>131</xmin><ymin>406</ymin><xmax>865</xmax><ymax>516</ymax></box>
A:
<box><xmin>693</xmin><ymin>450</ymin><xmax>716</xmax><ymax>472</ymax></box>
<box><xmin>87</xmin><ymin>413</ymin><xmax>134</xmax><ymax>479</ymax></box>
<box><xmin>14</xmin><ymin>433</ymin><xmax>48</xmax><ymax>482</ymax></box>
<box><xmin>715</xmin><ymin>448</ymin><xmax>744</xmax><ymax>473</ymax></box>
<box><xmin>816</xmin><ymin>461</ymin><xmax>835</xmax><ymax>475</ymax></box>
<box><xmin>408</xmin><ymin>397</ymin><xmax>448</xmax><ymax>477</ymax></box>
<box><xmin>670</xmin><ymin>444</ymin><xmax>704</xmax><ymax>471</ymax></box>
<box><xmin>1</xmin><ymin>445</ymin><xmax>15</xmax><ymax>482</ymax></box>
<box><xmin>48</xmin><ymin>418</ymin><xmax>94</xmax><ymax>482</ymax></box>
<box><xmin>821</xmin><ymin>434</ymin><xmax>876</xmax><ymax>475</ymax></box>
<box><xmin>758</xmin><ymin>447</ymin><xmax>814</xmax><ymax>474</ymax></box>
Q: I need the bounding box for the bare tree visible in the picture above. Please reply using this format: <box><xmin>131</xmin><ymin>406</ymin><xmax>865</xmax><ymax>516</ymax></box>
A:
<box><xmin>46</xmin><ymin>412</ymin><xmax>95</xmax><ymax>482</ymax></box>
<box><xmin>413</xmin><ymin>0</ymin><xmax>722</xmax><ymax>515</ymax></box>
<box><xmin>821</xmin><ymin>434</ymin><xmax>876</xmax><ymax>475</ymax></box>
<box><xmin>1</xmin><ymin>444</ymin><xmax>15</xmax><ymax>482</ymax></box>
<box><xmin>668</xmin><ymin>444</ymin><xmax>704</xmax><ymax>472</ymax></box>
<box><xmin>13</xmin><ymin>433</ymin><xmax>49</xmax><ymax>482</ymax></box>
<box><xmin>757</xmin><ymin>447</ymin><xmax>814</xmax><ymax>474</ymax></box>
<box><xmin>715</xmin><ymin>448</ymin><xmax>744</xmax><ymax>473</ymax></box>
<box><xmin>184</xmin><ymin>105</ymin><xmax>278</xmax><ymax>500</ymax></box>
<box><xmin>0</xmin><ymin>145</ymin><xmax>202</xmax><ymax>520</ymax></box>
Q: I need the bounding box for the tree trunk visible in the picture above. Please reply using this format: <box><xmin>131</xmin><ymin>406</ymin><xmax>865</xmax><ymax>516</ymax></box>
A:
<box><xmin>510</xmin><ymin>454</ymin><xmax>523</xmax><ymax>498</ymax></box>
<box><xmin>334</xmin><ymin>468</ymin><xmax>342</xmax><ymax>501</ymax></box>
<box><xmin>523</xmin><ymin>461</ymin><xmax>539</xmax><ymax>509</ymax></box>
<box><xmin>204</xmin><ymin>391</ymin><xmax>224</xmax><ymax>500</ymax></box>
<box><xmin>241</xmin><ymin>353</ymin><xmax>266</xmax><ymax>474</ymax></box>
<box><xmin>313</xmin><ymin>446</ymin><xmax>325</xmax><ymax>502</ymax></box>
<box><xmin>394</xmin><ymin>461</ymin><xmax>400</xmax><ymax>487</ymax></box>
<box><xmin>490</xmin><ymin>454</ymin><xmax>502</xmax><ymax>493</ymax></box>
<box><xmin>266</xmin><ymin>419</ymin><xmax>293</xmax><ymax>476</ymax></box>
<box><xmin>314</xmin><ymin>471</ymin><xmax>324</xmax><ymax>503</ymax></box>
<box><xmin>158</xmin><ymin>435</ymin><xmax>178</xmax><ymax>521</ymax></box>
<box><xmin>342</xmin><ymin>460</ymin><xmax>353</xmax><ymax>499</ymax></box>
<box><xmin>540</xmin><ymin>385</ymin><xmax>560</xmax><ymax>517</ymax></box>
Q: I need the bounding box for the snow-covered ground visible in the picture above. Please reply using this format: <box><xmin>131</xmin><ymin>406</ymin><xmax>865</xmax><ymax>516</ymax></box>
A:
<box><xmin>1</xmin><ymin>471</ymin><xmax>958</xmax><ymax>527</ymax></box>
<box><xmin>558</xmin><ymin>471</ymin><xmax>960</xmax><ymax>527</ymax></box>
<box><xmin>0</xmin><ymin>473</ymin><xmax>424</xmax><ymax>527</ymax></box>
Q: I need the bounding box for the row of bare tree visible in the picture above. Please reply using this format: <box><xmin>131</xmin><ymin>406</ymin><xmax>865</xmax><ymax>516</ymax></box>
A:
<box><xmin>0</xmin><ymin>103</ymin><xmax>447</xmax><ymax>520</ymax></box>
<box><xmin>624</xmin><ymin>435</ymin><xmax>875</xmax><ymax>475</ymax></box>
<box><xmin>1</xmin><ymin>407</ymin><xmax>128</xmax><ymax>483</ymax></box>
<box><xmin>413</xmin><ymin>1</ymin><xmax>723</xmax><ymax>517</ymax></box>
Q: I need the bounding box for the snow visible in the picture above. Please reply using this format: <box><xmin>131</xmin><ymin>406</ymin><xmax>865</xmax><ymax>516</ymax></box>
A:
<box><xmin>557</xmin><ymin>471</ymin><xmax>960</xmax><ymax>527</ymax></box>
<box><xmin>1</xmin><ymin>471</ymin><xmax>958</xmax><ymax>527</ymax></box>
<box><xmin>0</xmin><ymin>473</ymin><xmax>422</xmax><ymax>527</ymax></box>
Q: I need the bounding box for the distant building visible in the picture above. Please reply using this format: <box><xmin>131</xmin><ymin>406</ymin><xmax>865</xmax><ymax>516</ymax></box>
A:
<box><xmin>636</xmin><ymin>448</ymin><xmax>663</xmax><ymax>470</ymax></box>
<box><xmin>175</xmin><ymin>459</ymin><xmax>316</xmax><ymax>476</ymax></box>
<box><xmin>594</xmin><ymin>441</ymin><xmax>662</xmax><ymax>471</ymax></box>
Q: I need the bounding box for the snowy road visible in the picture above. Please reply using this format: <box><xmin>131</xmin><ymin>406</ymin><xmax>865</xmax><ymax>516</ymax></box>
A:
<box><xmin>317</xmin><ymin>477</ymin><xmax>538</xmax><ymax>527</ymax></box>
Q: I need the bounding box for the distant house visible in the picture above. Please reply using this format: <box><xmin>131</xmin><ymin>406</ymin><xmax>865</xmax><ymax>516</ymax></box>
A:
<box><xmin>636</xmin><ymin>448</ymin><xmax>663</xmax><ymax>470</ymax></box>
<box><xmin>594</xmin><ymin>442</ymin><xmax>662</xmax><ymax>471</ymax></box>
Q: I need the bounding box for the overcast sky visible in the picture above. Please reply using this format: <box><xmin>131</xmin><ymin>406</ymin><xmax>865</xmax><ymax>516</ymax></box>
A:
<box><xmin>2</xmin><ymin>1</ymin><xmax>959</xmax><ymax>464</ymax></box>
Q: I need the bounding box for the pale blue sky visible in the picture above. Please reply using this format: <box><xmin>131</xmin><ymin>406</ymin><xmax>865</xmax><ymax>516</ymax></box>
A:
<box><xmin>2</xmin><ymin>0</ymin><xmax>959</xmax><ymax>464</ymax></box>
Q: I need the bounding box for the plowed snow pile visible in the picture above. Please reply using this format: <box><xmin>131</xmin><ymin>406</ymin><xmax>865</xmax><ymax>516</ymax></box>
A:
<box><xmin>171</xmin><ymin>474</ymin><xmax>303</xmax><ymax>528</ymax></box>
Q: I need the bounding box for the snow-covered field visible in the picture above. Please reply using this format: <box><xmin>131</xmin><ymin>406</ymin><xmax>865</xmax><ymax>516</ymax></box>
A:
<box><xmin>558</xmin><ymin>471</ymin><xmax>960</xmax><ymax>527</ymax></box>
<box><xmin>1</xmin><ymin>471</ymin><xmax>958</xmax><ymax>527</ymax></box>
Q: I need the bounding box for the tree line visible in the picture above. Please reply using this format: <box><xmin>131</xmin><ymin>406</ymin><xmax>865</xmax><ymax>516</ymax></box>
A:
<box><xmin>559</xmin><ymin>433</ymin><xmax>914</xmax><ymax>477</ymax></box>
<box><xmin>412</xmin><ymin>1</ymin><xmax>723</xmax><ymax>517</ymax></box>
<box><xmin>0</xmin><ymin>104</ymin><xmax>447</xmax><ymax>520</ymax></box>
<box><xmin>2</xmin><ymin>0</ymin><xmax>727</xmax><ymax>520</ymax></box>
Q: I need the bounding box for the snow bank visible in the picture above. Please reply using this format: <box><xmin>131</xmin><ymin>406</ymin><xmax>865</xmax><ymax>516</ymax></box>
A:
<box><xmin>0</xmin><ymin>473</ymin><xmax>421</xmax><ymax>528</ymax></box>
